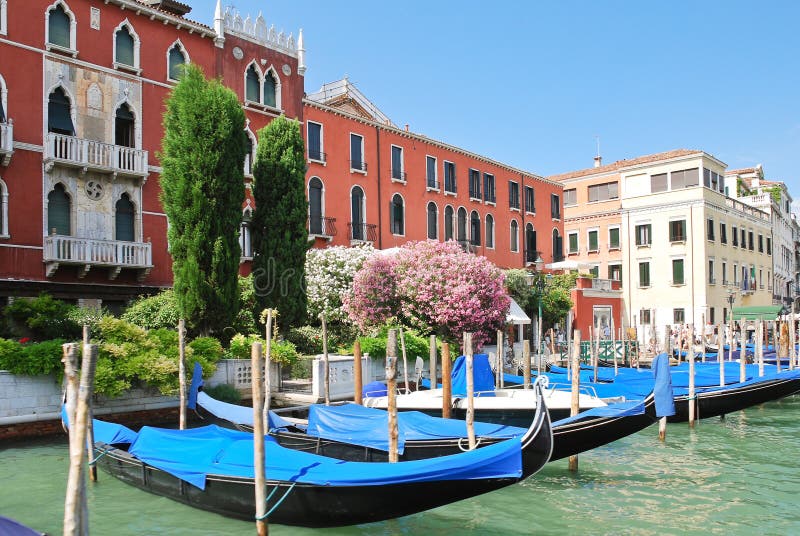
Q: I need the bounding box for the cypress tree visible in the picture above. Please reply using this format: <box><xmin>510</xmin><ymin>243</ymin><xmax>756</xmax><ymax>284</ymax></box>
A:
<box><xmin>251</xmin><ymin>116</ymin><xmax>308</xmax><ymax>331</ymax></box>
<box><xmin>159</xmin><ymin>64</ymin><xmax>246</xmax><ymax>336</ymax></box>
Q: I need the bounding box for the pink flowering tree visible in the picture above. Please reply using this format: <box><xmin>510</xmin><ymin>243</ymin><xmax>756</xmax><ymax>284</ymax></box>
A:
<box><xmin>346</xmin><ymin>241</ymin><xmax>510</xmax><ymax>350</ymax></box>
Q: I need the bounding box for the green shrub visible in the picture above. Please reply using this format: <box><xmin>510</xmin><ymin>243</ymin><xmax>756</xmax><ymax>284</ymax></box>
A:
<box><xmin>5</xmin><ymin>294</ymin><xmax>81</xmax><ymax>341</ymax></box>
<box><xmin>203</xmin><ymin>383</ymin><xmax>241</xmax><ymax>404</ymax></box>
<box><xmin>355</xmin><ymin>325</ymin><xmax>434</xmax><ymax>361</ymax></box>
<box><xmin>121</xmin><ymin>290</ymin><xmax>179</xmax><ymax>330</ymax></box>
<box><xmin>270</xmin><ymin>340</ymin><xmax>299</xmax><ymax>367</ymax></box>
<box><xmin>0</xmin><ymin>338</ymin><xmax>65</xmax><ymax>379</ymax></box>
<box><xmin>226</xmin><ymin>333</ymin><xmax>263</xmax><ymax>360</ymax></box>
<box><xmin>286</xmin><ymin>325</ymin><xmax>324</xmax><ymax>354</ymax></box>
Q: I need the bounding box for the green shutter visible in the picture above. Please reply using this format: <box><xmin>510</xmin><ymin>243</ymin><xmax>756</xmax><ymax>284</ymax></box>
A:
<box><xmin>115</xmin><ymin>195</ymin><xmax>135</xmax><ymax>241</ymax></box>
<box><xmin>263</xmin><ymin>75</ymin><xmax>276</xmax><ymax>107</ymax></box>
<box><xmin>569</xmin><ymin>233</ymin><xmax>578</xmax><ymax>253</ymax></box>
<box><xmin>609</xmin><ymin>227</ymin><xmax>619</xmax><ymax>248</ymax></box>
<box><xmin>48</xmin><ymin>185</ymin><xmax>71</xmax><ymax>236</ymax></box>
<box><xmin>115</xmin><ymin>29</ymin><xmax>135</xmax><ymax>66</ymax></box>
<box><xmin>589</xmin><ymin>231</ymin><xmax>598</xmax><ymax>251</ymax></box>
<box><xmin>673</xmin><ymin>259</ymin><xmax>684</xmax><ymax>284</ymax></box>
<box><xmin>48</xmin><ymin>7</ymin><xmax>70</xmax><ymax>48</ymax></box>
<box><xmin>639</xmin><ymin>262</ymin><xmax>649</xmax><ymax>287</ymax></box>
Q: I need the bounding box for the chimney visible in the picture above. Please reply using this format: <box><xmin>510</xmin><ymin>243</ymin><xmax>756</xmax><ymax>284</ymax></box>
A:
<box><xmin>404</xmin><ymin>124</ymin><xmax>409</xmax><ymax>132</ymax></box>
<box><xmin>593</xmin><ymin>155</ymin><xmax>602</xmax><ymax>168</ymax></box>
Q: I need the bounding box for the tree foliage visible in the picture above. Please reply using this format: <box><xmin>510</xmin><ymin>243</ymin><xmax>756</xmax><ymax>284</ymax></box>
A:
<box><xmin>540</xmin><ymin>272</ymin><xmax>578</xmax><ymax>326</ymax></box>
<box><xmin>159</xmin><ymin>64</ymin><xmax>246</xmax><ymax>337</ymax></box>
<box><xmin>345</xmin><ymin>241</ymin><xmax>509</xmax><ymax>350</ymax></box>
<box><xmin>504</xmin><ymin>269</ymin><xmax>535</xmax><ymax>310</ymax></box>
<box><xmin>251</xmin><ymin>116</ymin><xmax>308</xmax><ymax>332</ymax></box>
<box><xmin>305</xmin><ymin>244</ymin><xmax>374</xmax><ymax>323</ymax></box>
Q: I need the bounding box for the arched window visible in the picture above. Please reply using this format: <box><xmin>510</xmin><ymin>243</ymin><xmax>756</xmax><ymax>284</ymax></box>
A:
<box><xmin>240</xmin><ymin>208</ymin><xmax>253</xmax><ymax>258</ymax></box>
<box><xmin>510</xmin><ymin>220</ymin><xmax>519</xmax><ymax>252</ymax></box>
<box><xmin>168</xmin><ymin>44</ymin><xmax>186</xmax><ymax>80</ymax></box>
<box><xmin>47</xmin><ymin>4</ymin><xmax>71</xmax><ymax>49</ymax></box>
<box><xmin>308</xmin><ymin>177</ymin><xmax>324</xmax><ymax>235</ymax></box>
<box><xmin>552</xmin><ymin>229</ymin><xmax>563</xmax><ymax>262</ymax></box>
<box><xmin>244</xmin><ymin>133</ymin><xmax>254</xmax><ymax>176</ymax></box>
<box><xmin>115</xmin><ymin>25</ymin><xmax>135</xmax><ymax>66</ymax></box>
<box><xmin>457</xmin><ymin>207</ymin><xmax>467</xmax><ymax>243</ymax></box>
<box><xmin>391</xmin><ymin>194</ymin><xmax>404</xmax><ymax>235</ymax></box>
<box><xmin>470</xmin><ymin>211</ymin><xmax>481</xmax><ymax>246</ymax></box>
<box><xmin>444</xmin><ymin>205</ymin><xmax>454</xmax><ymax>241</ymax></box>
<box><xmin>350</xmin><ymin>186</ymin><xmax>365</xmax><ymax>240</ymax></box>
<box><xmin>47</xmin><ymin>183</ymin><xmax>70</xmax><ymax>236</ymax></box>
<box><xmin>115</xmin><ymin>103</ymin><xmax>134</xmax><ymax>148</ymax></box>
<box><xmin>245</xmin><ymin>64</ymin><xmax>260</xmax><ymax>102</ymax></box>
<box><xmin>263</xmin><ymin>70</ymin><xmax>277</xmax><ymax>108</ymax></box>
<box><xmin>485</xmin><ymin>214</ymin><xmax>494</xmax><ymax>248</ymax></box>
<box><xmin>47</xmin><ymin>87</ymin><xmax>74</xmax><ymax>135</ymax></box>
<box><xmin>525</xmin><ymin>223</ymin><xmax>537</xmax><ymax>263</ymax></box>
<box><xmin>427</xmin><ymin>202</ymin><xmax>438</xmax><ymax>240</ymax></box>
<box><xmin>115</xmin><ymin>193</ymin><xmax>134</xmax><ymax>241</ymax></box>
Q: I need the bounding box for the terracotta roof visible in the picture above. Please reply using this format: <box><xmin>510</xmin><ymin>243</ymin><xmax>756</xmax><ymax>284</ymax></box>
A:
<box><xmin>123</xmin><ymin>1</ymin><xmax>213</xmax><ymax>31</ymax></box>
<box><xmin>547</xmin><ymin>149</ymin><xmax>703</xmax><ymax>182</ymax></box>
<box><xmin>725</xmin><ymin>167</ymin><xmax>758</xmax><ymax>176</ymax></box>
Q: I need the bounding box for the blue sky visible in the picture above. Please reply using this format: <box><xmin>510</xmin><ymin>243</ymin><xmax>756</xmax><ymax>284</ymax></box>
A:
<box><xmin>190</xmin><ymin>1</ymin><xmax>800</xmax><ymax>191</ymax></box>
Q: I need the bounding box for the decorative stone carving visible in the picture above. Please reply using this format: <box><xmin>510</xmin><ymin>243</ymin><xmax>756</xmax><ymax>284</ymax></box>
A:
<box><xmin>90</xmin><ymin>7</ymin><xmax>100</xmax><ymax>30</ymax></box>
<box><xmin>87</xmin><ymin>83</ymin><xmax>103</xmax><ymax>111</ymax></box>
<box><xmin>232</xmin><ymin>46</ymin><xmax>243</xmax><ymax>60</ymax></box>
<box><xmin>85</xmin><ymin>180</ymin><xmax>104</xmax><ymax>200</ymax></box>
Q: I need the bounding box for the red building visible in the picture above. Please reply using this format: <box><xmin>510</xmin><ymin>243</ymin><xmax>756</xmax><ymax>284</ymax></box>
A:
<box><xmin>0</xmin><ymin>1</ymin><xmax>563</xmax><ymax>309</ymax></box>
<box><xmin>302</xmin><ymin>80</ymin><xmax>565</xmax><ymax>269</ymax></box>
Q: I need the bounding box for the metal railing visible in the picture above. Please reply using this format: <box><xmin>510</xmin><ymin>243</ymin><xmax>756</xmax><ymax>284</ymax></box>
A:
<box><xmin>308</xmin><ymin>216</ymin><xmax>337</xmax><ymax>237</ymax></box>
<box><xmin>308</xmin><ymin>149</ymin><xmax>326</xmax><ymax>163</ymax></box>
<box><xmin>391</xmin><ymin>169</ymin><xmax>407</xmax><ymax>182</ymax></box>
<box><xmin>524</xmin><ymin>249</ymin><xmax>541</xmax><ymax>264</ymax></box>
<box><xmin>348</xmin><ymin>222</ymin><xmax>377</xmax><ymax>242</ymax></box>
<box><xmin>44</xmin><ymin>235</ymin><xmax>152</xmax><ymax>267</ymax></box>
<box><xmin>349</xmin><ymin>159</ymin><xmax>367</xmax><ymax>172</ymax></box>
<box><xmin>45</xmin><ymin>133</ymin><xmax>148</xmax><ymax>177</ymax></box>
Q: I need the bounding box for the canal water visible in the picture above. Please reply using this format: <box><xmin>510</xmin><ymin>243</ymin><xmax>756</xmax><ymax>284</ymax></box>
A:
<box><xmin>2</xmin><ymin>395</ymin><xmax>799</xmax><ymax>535</ymax></box>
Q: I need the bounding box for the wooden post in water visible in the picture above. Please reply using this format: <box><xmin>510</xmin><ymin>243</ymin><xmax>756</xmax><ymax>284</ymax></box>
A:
<box><xmin>321</xmin><ymin>313</ymin><xmax>330</xmax><ymax>405</ymax></box>
<box><xmin>496</xmin><ymin>330</ymin><xmax>503</xmax><ymax>389</ymax></box>
<box><xmin>386</xmin><ymin>329</ymin><xmax>399</xmax><ymax>462</ymax></box>
<box><xmin>441</xmin><ymin>343</ymin><xmax>452</xmax><ymax>419</ymax></box>
<box><xmin>611</xmin><ymin>316</ymin><xmax>618</xmax><ymax>375</ymax></box>
<box><xmin>250</xmin><ymin>342</ymin><xmax>268</xmax><ymax>536</ymax></box>
<box><xmin>790</xmin><ymin>315</ymin><xmax>797</xmax><ymax>370</ymax></box>
<box><xmin>593</xmin><ymin>320</ymin><xmax>600</xmax><ymax>383</ymax></box>
<box><xmin>178</xmin><ymin>318</ymin><xmax>186</xmax><ymax>430</ymax></box>
<box><xmin>568</xmin><ymin>330</ymin><xmax>581</xmax><ymax>472</ymax></box>
<box><xmin>523</xmin><ymin>340</ymin><xmax>531</xmax><ymax>389</ymax></box>
<box><xmin>464</xmin><ymin>332</ymin><xmax>476</xmax><ymax>450</ymax></box>
<box><xmin>688</xmin><ymin>324</ymin><xmax>696</xmax><ymax>428</ymax></box>
<box><xmin>718</xmin><ymin>321</ymin><xmax>725</xmax><ymax>387</ymax></box>
<box><xmin>774</xmin><ymin>320</ymin><xmax>781</xmax><ymax>373</ymax></box>
<box><xmin>757</xmin><ymin>321</ymin><xmax>764</xmax><ymax>377</ymax></box>
<box><xmin>400</xmin><ymin>329</ymin><xmax>409</xmax><ymax>393</ymax></box>
<box><xmin>429</xmin><ymin>335</ymin><xmax>438</xmax><ymax>389</ymax></box>
<box><xmin>353</xmin><ymin>340</ymin><xmax>363</xmax><ymax>405</ymax></box>
<box><xmin>701</xmin><ymin>314</ymin><xmax>706</xmax><ymax>363</ymax></box>
<box><xmin>82</xmin><ymin>325</ymin><xmax>97</xmax><ymax>483</ymax></box>
<box><xmin>740</xmin><ymin>320</ymin><xmax>747</xmax><ymax>383</ymax></box>
<box><xmin>62</xmin><ymin>343</ymin><xmax>81</xmax><ymax>536</ymax></box>
<box><xmin>263</xmin><ymin>310</ymin><xmax>273</xmax><ymax>431</ymax></box>
<box><xmin>64</xmin><ymin>343</ymin><xmax>97</xmax><ymax>536</ymax></box>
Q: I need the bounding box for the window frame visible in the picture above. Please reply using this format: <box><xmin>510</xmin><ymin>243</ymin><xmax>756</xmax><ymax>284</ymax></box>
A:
<box><xmin>485</xmin><ymin>214</ymin><xmax>495</xmax><ymax>249</ymax></box>
<box><xmin>0</xmin><ymin>0</ymin><xmax>7</xmax><ymax>36</ymax></box>
<box><xmin>669</xmin><ymin>219</ymin><xmax>686</xmax><ymax>243</ymax></box>
<box><xmin>567</xmin><ymin>231</ymin><xmax>579</xmax><ymax>254</ymax></box>
<box><xmin>426</xmin><ymin>155</ymin><xmax>438</xmax><ymax>191</ymax></box>
<box><xmin>508</xmin><ymin>180</ymin><xmax>520</xmax><ymax>210</ymax></box>
<box><xmin>608</xmin><ymin>225</ymin><xmax>620</xmax><ymax>250</ymax></box>
<box><xmin>166</xmin><ymin>40</ymin><xmax>189</xmax><ymax>82</ymax></box>
<box><xmin>45</xmin><ymin>1</ymin><xmax>77</xmax><ymax>55</ymax></box>
<box><xmin>510</xmin><ymin>219</ymin><xmax>519</xmax><ymax>253</ymax></box>
<box><xmin>390</xmin><ymin>193</ymin><xmax>405</xmax><ymax>236</ymax></box>
<box><xmin>706</xmin><ymin>218</ymin><xmax>714</xmax><ymax>241</ymax></box>
<box><xmin>635</xmin><ymin>223</ymin><xmax>652</xmax><ymax>247</ymax></box>
<box><xmin>550</xmin><ymin>193</ymin><xmax>561</xmax><ymax>219</ymax></box>
<box><xmin>112</xmin><ymin>19</ymin><xmax>141</xmax><ymax>73</ymax></box>
<box><xmin>563</xmin><ymin>188</ymin><xmax>577</xmax><ymax>206</ymax></box>
<box><xmin>390</xmin><ymin>144</ymin><xmax>405</xmax><ymax>183</ymax></box>
<box><xmin>524</xmin><ymin>185</ymin><xmax>535</xmax><ymax>214</ymax></box>
<box><xmin>349</xmin><ymin>133</ymin><xmax>366</xmax><ymax>174</ymax></box>
<box><xmin>720</xmin><ymin>222</ymin><xmax>727</xmax><ymax>244</ymax></box>
<box><xmin>608</xmin><ymin>263</ymin><xmax>622</xmax><ymax>284</ymax></box>
<box><xmin>638</xmin><ymin>261</ymin><xmax>651</xmax><ymax>288</ymax></box>
<box><xmin>671</xmin><ymin>258</ymin><xmax>685</xmax><ymax>285</ymax></box>
<box><xmin>307</xmin><ymin>121</ymin><xmax>324</xmax><ymax>163</ymax></box>
<box><xmin>443</xmin><ymin>160</ymin><xmax>456</xmax><ymax>194</ymax></box>
<box><xmin>0</xmin><ymin>178</ymin><xmax>8</xmax><ymax>238</ymax></box>
<box><xmin>673</xmin><ymin>308</ymin><xmax>685</xmax><ymax>324</ymax></box>
<box><xmin>426</xmin><ymin>201</ymin><xmax>438</xmax><ymax>240</ymax></box>
<box><xmin>469</xmin><ymin>210</ymin><xmax>481</xmax><ymax>246</ymax></box>
<box><xmin>587</xmin><ymin>228</ymin><xmax>599</xmax><ymax>253</ymax></box>
<box><xmin>483</xmin><ymin>173</ymin><xmax>496</xmax><ymax>204</ymax></box>
<box><xmin>468</xmin><ymin>168</ymin><xmax>481</xmax><ymax>200</ymax></box>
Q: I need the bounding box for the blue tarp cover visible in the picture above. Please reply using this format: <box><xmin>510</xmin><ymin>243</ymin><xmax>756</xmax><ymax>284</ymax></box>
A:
<box><xmin>306</xmin><ymin>403</ymin><xmax>526</xmax><ymax>453</ymax></box>
<box><xmin>195</xmin><ymin>391</ymin><xmax>294</xmax><ymax>431</ymax></box>
<box><xmin>451</xmin><ymin>354</ymin><xmax>495</xmax><ymax>396</ymax></box>
<box><xmin>127</xmin><ymin>424</ymin><xmax>523</xmax><ymax>490</ymax></box>
<box><xmin>671</xmin><ymin>368</ymin><xmax>800</xmax><ymax>397</ymax></box>
<box><xmin>551</xmin><ymin>399</ymin><xmax>646</xmax><ymax>427</ymax></box>
<box><xmin>61</xmin><ymin>405</ymin><xmax>138</xmax><ymax>445</ymax></box>
<box><xmin>652</xmin><ymin>353</ymin><xmax>676</xmax><ymax>417</ymax></box>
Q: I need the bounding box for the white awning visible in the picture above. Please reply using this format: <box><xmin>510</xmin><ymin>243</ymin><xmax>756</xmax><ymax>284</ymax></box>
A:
<box><xmin>507</xmin><ymin>297</ymin><xmax>531</xmax><ymax>324</ymax></box>
<box><xmin>545</xmin><ymin>260</ymin><xmax>592</xmax><ymax>271</ymax></box>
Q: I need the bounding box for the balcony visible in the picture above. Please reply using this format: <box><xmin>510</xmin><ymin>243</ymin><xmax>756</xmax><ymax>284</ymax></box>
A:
<box><xmin>308</xmin><ymin>216</ymin><xmax>337</xmax><ymax>240</ymax></box>
<box><xmin>348</xmin><ymin>222</ymin><xmax>377</xmax><ymax>243</ymax></box>
<box><xmin>0</xmin><ymin>121</ymin><xmax>13</xmax><ymax>166</ymax></box>
<box><xmin>44</xmin><ymin>133</ymin><xmax>148</xmax><ymax>179</ymax></box>
<box><xmin>44</xmin><ymin>235</ymin><xmax>153</xmax><ymax>280</ymax></box>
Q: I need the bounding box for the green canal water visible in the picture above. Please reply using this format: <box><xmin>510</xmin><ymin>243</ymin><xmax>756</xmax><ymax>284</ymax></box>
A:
<box><xmin>2</xmin><ymin>395</ymin><xmax>799</xmax><ymax>535</ymax></box>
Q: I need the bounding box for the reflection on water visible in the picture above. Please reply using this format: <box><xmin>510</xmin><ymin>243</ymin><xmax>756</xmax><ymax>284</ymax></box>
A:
<box><xmin>1</xmin><ymin>396</ymin><xmax>799</xmax><ymax>535</ymax></box>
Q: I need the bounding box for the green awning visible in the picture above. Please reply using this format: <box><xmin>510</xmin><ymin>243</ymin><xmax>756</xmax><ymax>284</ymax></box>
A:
<box><xmin>732</xmin><ymin>305</ymin><xmax>787</xmax><ymax>321</ymax></box>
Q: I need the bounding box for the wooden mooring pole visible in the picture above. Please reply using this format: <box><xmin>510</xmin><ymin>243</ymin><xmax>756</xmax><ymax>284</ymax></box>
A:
<box><xmin>688</xmin><ymin>324</ymin><xmax>696</xmax><ymax>428</ymax></box>
<box><xmin>429</xmin><ymin>335</ymin><xmax>438</xmax><ymax>390</ymax></box>
<box><xmin>789</xmin><ymin>316</ymin><xmax>796</xmax><ymax>370</ymax></box>
<box><xmin>353</xmin><ymin>340</ymin><xmax>363</xmax><ymax>405</ymax></box>
<box><xmin>400</xmin><ymin>329</ymin><xmax>410</xmax><ymax>393</ymax></box>
<box><xmin>758</xmin><ymin>321</ymin><xmax>765</xmax><ymax>377</ymax></box>
<box><xmin>718</xmin><ymin>321</ymin><xmax>725</xmax><ymax>387</ymax></box>
<box><xmin>386</xmin><ymin>329</ymin><xmax>399</xmax><ymax>462</ymax></box>
<box><xmin>263</xmin><ymin>310</ymin><xmax>273</xmax><ymax>430</ymax></box>
<box><xmin>63</xmin><ymin>343</ymin><xmax>98</xmax><ymax>536</ymax></box>
<box><xmin>740</xmin><ymin>320</ymin><xmax>747</xmax><ymax>383</ymax></box>
<box><xmin>83</xmin><ymin>325</ymin><xmax>97</xmax><ymax>483</ymax></box>
<box><xmin>568</xmin><ymin>330</ymin><xmax>581</xmax><ymax>472</ymax></box>
<box><xmin>464</xmin><ymin>332</ymin><xmax>476</xmax><ymax>450</ymax></box>
<box><xmin>441</xmin><ymin>343</ymin><xmax>451</xmax><ymax>419</ymax></box>
<box><xmin>321</xmin><ymin>313</ymin><xmax>330</xmax><ymax>405</ymax></box>
<box><xmin>251</xmin><ymin>342</ymin><xmax>268</xmax><ymax>536</ymax></box>
<box><xmin>178</xmin><ymin>318</ymin><xmax>186</xmax><ymax>430</ymax></box>
<box><xmin>523</xmin><ymin>340</ymin><xmax>531</xmax><ymax>390</ymax></box>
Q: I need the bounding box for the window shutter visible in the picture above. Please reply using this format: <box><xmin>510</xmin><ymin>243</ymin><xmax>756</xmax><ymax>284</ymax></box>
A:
<box><xmin>263</xmin><ymin>74</ymin><xmax>277</xmax><ymax>107</ymax></box>
<box><xmin>116</xmin><ymin>28</ymin><xmax>135</xmax><ymax>66</ymax></box>
<box><xmin>168</xmin><ymin>47</ymin><xmax>185</xmax><ymax>80</ymax></box>
<box><xmin>48</xmin><ymin>7</ymin><xmax>71</xmax><ymax>48</ymax></box>
<box><xmin>115</xmin><ymin>195</ymin><xmax>135</xmax><ymax>241</ymax></box>
<box><xmin>48</xmin><ymin>186</ymin><xmax>71</xmax><ymax>236</ymax></box>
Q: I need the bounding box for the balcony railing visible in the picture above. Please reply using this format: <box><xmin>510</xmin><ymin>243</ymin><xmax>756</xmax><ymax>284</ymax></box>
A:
<box><xmin>0</xmin><ymin>121</ymin><xmax>13</xmax><ymax>166</ymax></box>
<box><xmin>591</xmin><ymin>278</ymin><xmax>614</xmax><ymax>291</ymax></box>
<box><xmin>350</xmin><ymin>160</ymin><xmax>367</xmax><ymax>173</ymax></box>
<box><xmin>308</xmin><ymin>216</ymin><xmax>337</xmax><ymax>238</ymax></box>
<box><xmin>348</xmin><ymin>222</ymin><xmax>377</xmax><ymax>243</ymax></box>
<box><xmin>524</xmin><ymin>249</ymin><xmax>541</xmax><ymax>264</ymax></box>
<box><xmin>44</xmin><ymin>133</ymin><xmax>148</xmax><ymax>178</ymax></box>
<box><xmin>44</xmin><ymin>235</ymin><xmax>152</xmax><ymax>280</ymax></box>
<box><xmin>308</xmin><ymin>149</ymin><xmax>326</xmax><ymax>163</ymax></box>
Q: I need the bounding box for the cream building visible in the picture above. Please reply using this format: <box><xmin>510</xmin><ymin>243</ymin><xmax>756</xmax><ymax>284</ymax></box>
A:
<box><xmin>725</xmin><ymin>165</ymin><xmax>796</xmax><ymax>308</ymax></box>
<box><xmin>551</xmin><ymin>149</ymin><xmax>774</xmax><ymax>346</ymax></box>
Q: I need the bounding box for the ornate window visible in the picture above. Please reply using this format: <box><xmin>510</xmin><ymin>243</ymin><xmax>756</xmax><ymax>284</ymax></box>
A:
<box><xmin>47</xmin><ymin>87</ymin><xmax>74</xmax><ymax>135</ymax></box>
<box><xmin>427</xmin><ymin>202</ymin><xmax>438</xmax><ymax>240</ymax></box>
<box><xmin>510</xmin><ymin>220</ymin><xmax>519</xmax><ymax>252</ymax></box>
<box><xmin>245</xmin><ymin>64</ymin><xmax>260</xmax><ymax>102</ymax></box>
<box><xmin>115</xmin><ymin>193</ymin><xmax>135</xmax><ymax>241</ymax></box>
<box><xmin>244</xmin><ymin>129</ymin><xmax>256</xmax><ymax>176</ymax></box>
<box><xmin>263</xmin><ymin>68</ymin><xmax>278</xmax><ymax>108</ymax></box>
<box><xmin>240</xmin><ymin>208</ymin><xmax>253</xmax><ymax>258</ymax></box>
<box><xmin>167</xmin><ymin>42</ymin><xmax>188</xmax><ymax>81</ymax></box>
<box><xmin>47</xmin><ymin>183</ymin><xmax>71</xmax><ymax>236</ymax></box>
<box><xmin>114</xmin><ymin>21</ymin><xmax>140</xmax><ymax>69</ymax></box>
<box><xmin>391</xmin><ymin>194</ymin><xmax>404</xmax><ymax>236</ymax></box>
<box><xmin>47</xmin><ymin>2</ymin><xmax>75</xmax><ymax>51</ymax></box>
<box><xmin>115</xmin><ymin>103</ymin><xmax>134</xmax><ymax>148</ymax></box>
<box><xmin>485</xmin><ymin>214</ymin><xmax>494</xmax><ymax>248</ymax></box>
<box><xmin>350</xmin><ymin>186</ymin><xmax>365</xmax><ymax>240</ymax></box>
<box><xmin>444</xmin><ymin>205</ymin><xmax>454</xmax><ymax>241</ymax></box>
<box><xmin>308</xmin><ymin>177</ymin><xmax>324</xmax><ymax>235</ymax></box>
<box><xmin>470</xmin><ymin>211</ymin><xmax>480</xmax><ymax>246</ymax></box>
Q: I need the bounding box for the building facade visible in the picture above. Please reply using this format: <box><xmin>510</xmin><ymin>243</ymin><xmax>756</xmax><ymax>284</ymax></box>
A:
<box><xmin>725</xmin><ymin>165</ymin><xmax>797</xmax><ymax>308</ymax></box>
<box><xmin>551</xmin><ymin>150</ymin><xmax>774</xmax><ymax>344</ymax></box>
<box><xmin>302</xmin><ymin>80</ymin><xmax>565</xmax><ymax>269</ymax></box>
<box><xmin>0</xmin><ymin>0</ymin><xmax>305</xmax><ymax>307</ymax></box>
